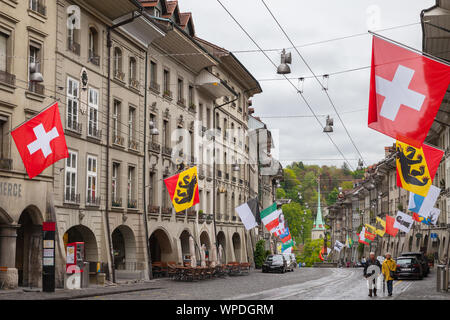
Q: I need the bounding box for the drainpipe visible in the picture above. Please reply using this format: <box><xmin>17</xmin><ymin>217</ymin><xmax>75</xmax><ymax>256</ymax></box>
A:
<box><xmin>105</xmin><ymin>11</ymin><xmax>143</xmax><ymax>284</ymax></box>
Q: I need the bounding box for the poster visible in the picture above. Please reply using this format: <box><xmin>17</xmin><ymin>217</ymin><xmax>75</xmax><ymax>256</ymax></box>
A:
<box><xmin>43</xmin><ymin>249</ymin><xmax>54</xmax><ymax>257</ymax></box>
<box><xmin>43</xmin><ymin>240</ymin><xmax>54</xmax><ymax>248</ymax></box>
<box><xmin>67</xmin><ymin>246</ymin><xmax>75</xmax><ymax>264</ymax></box>
<box><xmin>43</xmin><ymin>258</ymin><xmax>54</xmax><ymax>266</ymax></box>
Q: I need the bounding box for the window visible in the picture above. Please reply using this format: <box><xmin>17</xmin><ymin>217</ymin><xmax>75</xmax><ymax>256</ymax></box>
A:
<box><xmin>163</xmin><ymin>119</ymin><xmax>168</xmax><ymax>147</ymax></box>
<box><xmin>29</xmin><ymin>43</ymin><xmax>41</xmax><ymax>85</ymax></box>
<box><xmin>177</xmin><ymin>78</ymin><xmax>184</xmax><ymax>103</ymax></box>
<box><xmin>88</xmin><ymin>27</ymin><xmax>99</xmax><ymax>65</ymax></box>
<box><xmin>0</xmin><ymin>115</ymin><xmax>9</xmax><ymax>162</ymax></box>
<box><xmin>67</xmin><ymin>77</ymin><xmax>79</xmax><ymax>131</ymax></box>
<box><xmin>0</xmin><ymin>32</ymin><xmax>7</xmax><ymax>72</ymax></box>
<box><xmin>206</xmin><ymin>108</ymin><xmax>211</xmax><ymax>128</ymax></box>
<box><xmin>154</xmin><ymin>7</ymin><xmax>161</xmax><ymax>17</ymax></box>
<box><xmin>149</xmin><ymin>171</ymin><xmax>155</xmax><ymax>205</ymax></box>
<box><xmin>30</xmin><ymin>0</ymin><xmax>46</xmax><ymax>15</ymax></box>
<box><xmin>112</xmin><ymin>162</ymin><xmax>120</xmax><ymax>206</ymax></box>
<box><xmin>129</xmin><ymin>57</ymin><xmax>136</xmax><ymax>81</ymax></box>
<box><xmin>113</xmin><ymin>100</ymin><xmax>121</xmax><ymax>142</ymax></box>
<box><xmin>114</xmin><ymin>47</ymin><xmax>123</xmax><ymax>78</ymax></box>
<box><xmin>150</xmin><ymin>61</ymin><xmax>157</xmax><ymax>85</ymax></box>
<box><xmin>65</xmin><ymin>151</ymin><xmax>77</xmax><ymax>202</ymax></box>
<box><xmin>150</xmin><ymin>114</ymin><xmax>157</xmax><ymax>143</ymax></box>
<box><xmin>199</xmin><ymin>103</ymin><xmax>203</xmax><ymax>122</ymax></box>
<box><xmin>88</xmin><ymin>88</ymin><xmax>99</xmax><ymax>137</ymax></box>
<box><xmin>67</xmin><ymin>10</ymin><xmax>79</xmax><ymax>54</ymax></box>
<box><xmin>128</xmin><ymin>106</ymin><xmax>136</xmax><ymax>145</ymax></box>
<box><xmin>188</xmin><ymin>85</ymin><xmax>194</xmax><ymax>106</ymax></box>
<box><xmin>163</xmin><ymin>69</ymin><xmax>170</xmax><ymax>94</ymax></box>
<box><xmin>127</xmin><ymin>166</ymin><xmax>136</xmax><ymax>208</ymax></box>
<box><xmin>86</xmin><ymin>155</ymin><xmax>97</xmax><ymax>204</ymax></box>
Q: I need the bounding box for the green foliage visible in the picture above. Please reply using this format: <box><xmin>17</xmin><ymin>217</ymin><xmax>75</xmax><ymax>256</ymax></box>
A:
<box><xmin>276</xmin><ymin>188</ymin><xmax>286</xmax><ymax>199</ymax></box>
<box><xmin>282</xmin><ymin>202</ymin><xmax>313</xmax><ymax>244</ymax></box>
<box><xmin>298</xmin><ymin>238</ymin><xmax>331</xmax><ymax>267</ymax></box>
<box><xmin>341</xmin><ymin>181</ymin><xmax>354</xmax><ymax>190</ymax></box>
<box><xmin>326</xmin><ymin>187</ymin><xmax>339</xmax><ymax>205</ymax></box>
<box><xmin>254</xmin><ymin>240</ymin><xmax>266</xmax><ymax>269</ymax></box>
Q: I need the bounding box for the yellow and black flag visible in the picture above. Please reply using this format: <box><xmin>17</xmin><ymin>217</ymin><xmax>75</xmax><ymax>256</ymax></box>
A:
<box><xmin>164</xmin><ymin>166</ymin><xmax>199</xmax><ymax>213</ymax></box>
<box><xmin>396</xmin><ymin>141</ymin><xmax>444</xmax><ymax>197</ymax></box>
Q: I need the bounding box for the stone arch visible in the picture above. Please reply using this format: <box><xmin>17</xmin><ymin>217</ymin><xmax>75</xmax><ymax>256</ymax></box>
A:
<box><xmin>217</xmin><ymin>231</ymin><xmax>226</xmax><ymax>263</ymax></box>
<box><xmin>179</xmin><ymin>229</ymin><xmax>191</xmax><ymax>262</ymax></box>
<box><xmin>149</xmin><ymin>227</ymin><xmax>173</xmax><ymax>263</ymax></box>
<box><xmin>199</xmin><ymin>230</ymin><xmax>211</xmax><ymax>249</ymax></box>
<box><xmin>232</xmin><ymin>232</ymin><xmax>241</xmax><ymax>262</ymax></box>
<box><xmin>112</xmin><ymin>225</ymin><xmax>137</xmax><ymax>270</ymax></box>
<box><xmin>63</xmin><ymin>224</ymin><xmax>99</xmax><ymax>262</ymax></box>
<box><xmin>423</xmin><ymin>234</ymin><xmax>429</xmax><ymax>253</ymax></box>
<box><xmin>0</xmin><ymin>207</ymin><xmax>13</xmax><ymax>224</ymax></box>
<box><xmin>15</xmin><ymin>206</ymin><xmax>44</xmax><ymax>287</ymax></box>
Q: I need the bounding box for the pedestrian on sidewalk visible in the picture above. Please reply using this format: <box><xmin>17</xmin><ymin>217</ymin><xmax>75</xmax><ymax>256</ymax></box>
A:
<box><xmin>363</xmin><ymin>252</ymin><xmax>382</xmax><ymax>297</ymax></box>
<box><xmin>381</xmin><ymin>252</ymin><xmax>397</xmax><ymax>297</ymax></box>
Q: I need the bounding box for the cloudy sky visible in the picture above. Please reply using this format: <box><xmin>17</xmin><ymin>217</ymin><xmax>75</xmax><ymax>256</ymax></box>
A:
<box><xmin>181</xmin><ymin>0</ymin><xmax>435</xmax><ymax>170</ymax></box>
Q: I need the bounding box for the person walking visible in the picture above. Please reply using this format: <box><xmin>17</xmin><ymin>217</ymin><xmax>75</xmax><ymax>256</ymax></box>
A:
<box><xmin>363</xmin><ymin>252</ymin><xmax>382</xmax><ymax>297</ymax></box>
<box><xmin>382</xmin><ymin>252</ymin><xmax>397</xmax><ymax>297</ymax></box>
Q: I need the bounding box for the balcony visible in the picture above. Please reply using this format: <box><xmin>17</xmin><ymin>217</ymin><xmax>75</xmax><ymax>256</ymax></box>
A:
<box><xmin>0</xmin><ymin>158</ymin><xmax>12</xmax><ymax>170</ymax></box>
<box><xmin>113</xmin><ymin>134</ymin><xmax>124</xmax><ymax>147</ymax></box>
<box><xmin>112</xmin><ymin>198</ymin><xmax>122</xmax><ymax>208</ymax></box>
<box><xmin>114</xmin><ymin>70</ymin><xmax>125</xmax><ymax>82</ymax></box>
<box><xmin>67</xmin><ymin>39</ymin><xmax>80</xmax><ymax>55</ymax></box>
<box><xmin>206</xmin><ymin>214</ymin><xmax>213</xmax><ymax>224</ymax></box>
<box><xmin>129</xmin><ymin>78</ymin><xmax>140</xmax><ymax>91</ymax></box>
<box><xmin>128</xmin><ymin>139</ymin><xmax>139</xmax><ymax>152</ymax></box>
<box><xmin>163</xmin><ymin>89</ymin><xmax>173</xmax><ymax>100</ymax></box>
<box><xmin>148</xmin><ymin>141</ymin><xmax>160</xmax><ymax>153</ymax></box>
<box><xmin>30</xmin><ymin>1</ymin><xmax>46</xmax><ymax>16</ymax></box>
<box><xmin>162</xmin><ymin>145</ymin><xmax>172</xmax><ymax>156</ymax></box>
<box><xmin>127</xmin><ymin>199</ymin><xmax>137</xmax><ymax>209</ymax></box>
<box><xmin>224</xmin><ymin>214</ymin><xmax>230</xmax><ymax>221</ymax></box>
<box><xmin>177</xmin><ymin>97</ymin><xmax>186</xmax><ymax>108</ymax></box>
<box><xmin>198</xmin><ymin>166</ymin><xmax>205</xmax><ymax>180</ymax></box>
<box><xmin>89</xmin><ymin>50</ymin><xmax>100</xmax><ymax>66</ymax></box>
<box><xmin>87</xmin><ymin>127</ymin><xmax>101</xmax><ymax>140</ymax></box>
<box><xmin>86</xmin><ymin>194</ymin><xmax>101</xmax><ymax>206</ymax></box>
<box><xmin>161</xmin><ymin>207</ymin><xmax>172</xmax><ymax>216</ymax></box>
<box><xmin>0</xmin><ymin>70</ymin><xmax>16</xmax><ymax>86</ymax></box>
<box><xmin>198</xmin><ymin>212</ymin><xmax>206</xmax><ymax>223</ymax></box>
<box><xmin>148</xmin><ymin>205</ymin><xmax>160</xmax><ymax>215</ymax></box>
<box><xmin>187</xmin><ymin>209</ymin><xmax>197</xmax><ymax>220</ymax></box>
<box><xmin>66</xmin><ymin>120</ymin><xmax>82</xmax><ymax>134</ymax></box>
<box><xmin>149</xmin><ymin>81</ymin><xmax>160</xmax><ymax>93</ymax></box>
<box><xmin>28</xmin><ymin>82</ymin><xmax>45</xmax><ymax>95</ymax></box>
<box><xmin>64</xmin><ymin>191</ymin><xmax>80</xmax><ymax>205</ymax></box>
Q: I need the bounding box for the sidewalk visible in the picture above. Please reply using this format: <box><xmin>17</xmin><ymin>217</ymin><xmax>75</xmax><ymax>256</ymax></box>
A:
<box><xmin>0</xmin><ymin>279</ymin><xmax>167</xmax><ymax>300</ymax></box>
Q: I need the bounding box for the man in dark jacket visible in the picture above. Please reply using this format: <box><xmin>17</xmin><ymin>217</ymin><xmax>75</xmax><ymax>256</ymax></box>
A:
<box><xmin>363</xmin><ymin>252</ymin><xmax>382</xmax><ymax>297</ymax></box>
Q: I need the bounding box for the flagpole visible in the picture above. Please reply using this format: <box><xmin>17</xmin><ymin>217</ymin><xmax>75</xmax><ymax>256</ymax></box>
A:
<box><xmin>368</xmin><ymin>31</ymin><xmax>450</xmax><ymax>67</ymax></box>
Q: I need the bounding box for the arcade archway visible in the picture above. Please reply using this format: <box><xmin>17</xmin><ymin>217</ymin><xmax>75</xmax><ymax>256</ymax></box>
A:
<box><xmin>63</xmin><ymin>224</ymin><xmax>98</xmax><ymax>262</ymax></box>
<box><xmin>112</xmin><ymin>225</ymin><xmax>137</xmax><ymax>270</ymax></box>
<box><xmin>149</xmin><ymin>228</ymin><xmax>173</xmax><ymax>262</ymax></box>
<box><xmin>232</xmin><ymin>232</ymin><xmax>241</xmax><ymax>262</ymax></box>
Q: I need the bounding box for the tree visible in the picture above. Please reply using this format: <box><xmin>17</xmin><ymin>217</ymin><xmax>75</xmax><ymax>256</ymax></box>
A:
<box><xmin>298</xmin><ymin>238</ymin><xmax>330</xmax><ymax>267</ymax></box>
<box><xmin>341</xmin><ymin>181</ymin><xmax>354</xmax><ymax>190</ymax></box>
<box><xmin>276</xmin><ymin>188</ymin><xmax>286</xmax><ymax>199</ymax></box>
<box><xmin>326</xmin><ymin>187</ymin><xmax>339</xmax><ymax>205</ymax></box>
<box><xmin>254</xmin><ymin>240</ymin><xmax>267</xmax><ymax>269</ymax></box>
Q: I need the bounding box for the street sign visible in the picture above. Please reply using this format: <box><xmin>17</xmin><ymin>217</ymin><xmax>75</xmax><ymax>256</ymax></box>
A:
<box><xmin>42</xmin><ymin>222</ymin><xmax>56</xmax><ymax>292</ymax></box>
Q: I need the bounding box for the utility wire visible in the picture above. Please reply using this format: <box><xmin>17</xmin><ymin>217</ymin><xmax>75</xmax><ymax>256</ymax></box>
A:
<box><xmin>258</xmin><ymin>108</ymin><xmax>366</xmax><ymax>118</ymax></box>
<box><xmin>261</xmin><ymin>0</ymin><xmax>368</xmax><ymax>168</ymax></box>
<box><xmin>216</xmin><ymin>0</ymin><xmax>355</xmax><ymax>171</ymax></box>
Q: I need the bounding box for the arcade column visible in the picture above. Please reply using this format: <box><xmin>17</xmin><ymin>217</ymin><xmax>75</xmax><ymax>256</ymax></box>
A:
<box><xmin>0</xmin><ymin>224</ymin><xmax>19</xmax><ymax>288</ymax></box>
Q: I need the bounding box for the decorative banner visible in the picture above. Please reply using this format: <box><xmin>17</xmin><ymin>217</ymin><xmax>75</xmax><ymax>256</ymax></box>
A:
<box><xmin>393</xmin><ymin>211</ymin><xmax>414</xmax><ymax>233</ymax></box>
<box><xmin>414</xmin><ymin>208</ymin><xmax>441</xmax><ymax>226</ymax></box>
<box><xmin>235</xmin><ymin>198</ymin><xmax>259</xmax><ymax>230</ymax></box>
<box><xmin>385</xmin><ymin>215</ymin><xmax>399</xmax><ymax>237</ymax></box>
<box><xmin>319</xmin><ymin>247</ymin><xmax>331</xmax><ymax>261</ymax></box>
<box><xmin>345</xmin><ymin>234</ymin><xmax>353</xmax><ymax>248</ymax></box>
<box><xmin>272</xmin><ymin>213</ymin><xmax>285</xmax><ymax>236</ymax></box>
<box><xmin>279</xmin><ymin>227</ymin><xmax>291</xmax><ymax>243</ymax></box>
<box><xmin>368</xmin><ymin>35</ymin><xmax>450</xmax><ymax>148</ymax></box>
<box><xmin>334</xmin><ymin>240</ymin><xmax>344</xmax><ymax>252</ymax></box>
<box><xmin>281</xmin><ymin>239</ymin><xmax>294</xmax><ymax>251</ymax></box>
<box><xmin>282</xmin><ymin>246</ymin><xmax>292</xmax><ymax>254</ymax></box>
<box><xmin>365</xmin><ymin>224</ymin><xmax>377</xmax><ymax>234</ymax></box>
<box><xmin>260</xmin><ymin>203</ymin><xmax>281</xmax><ymax>233</ymax></box>
<box><xmin>396</xmin><ymin>141</ymin><xmax>444</xmax><ymax>197</ymax></box>
<box><xmin>375</xmin><ymin>217</ymin><xmax>386</xmax><ymax>237</ymax></box>
<box><xmin>357</xmin><ymin>226</ymin><xmax>375</xmax><ymax>246</ymax></box>
<box><xmin>408</xmin><ymin>185</ymin><xmax>441</xmax><ymax>218</ymax></box>
<box><xmin>164</xmin><ymin>166</ymin><xmax>199</xmax><ymax>213</ymax></box>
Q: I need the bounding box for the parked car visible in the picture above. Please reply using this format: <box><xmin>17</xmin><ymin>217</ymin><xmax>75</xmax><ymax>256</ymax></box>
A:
<box><xmin>290</xmin><ymin>254</ymin><xmax>297</xmax><ymax>268</ymax></box>
<box><xmin>399</xmin><ymin>252</ymin><xmax>429</xmax><ymax>277</ymax></box>
<box><xmin>394</xmin><ymin>256</ymin><xmax>423</xmax><ymax>280</ymax></box>
<box><xmin>283</xmin><ymin>254</ymin><xmax>295</xmax><ymax>272</ymax></box>
<box><xmin>262</xmin><ymin>254</ymin><xmax>287</xmax><ymax>273</ymax></box>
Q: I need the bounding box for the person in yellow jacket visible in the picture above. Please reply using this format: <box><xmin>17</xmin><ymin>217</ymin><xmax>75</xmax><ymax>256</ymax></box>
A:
<box><xmin>382</xmin><ymin>253</ymin><xmax>397</xmax><ymax>296</ymax></box>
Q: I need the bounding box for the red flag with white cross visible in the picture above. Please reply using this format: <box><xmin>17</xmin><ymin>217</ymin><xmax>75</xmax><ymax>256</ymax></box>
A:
<box><xmin>368</xmin><ymin>35</ymin><xmax>450</xmax><ymax>148</ymax></box>
<box><xmin>11</xmin><ymin>102</ymin><xmax>68</xmax><ymax>179</ymax></box>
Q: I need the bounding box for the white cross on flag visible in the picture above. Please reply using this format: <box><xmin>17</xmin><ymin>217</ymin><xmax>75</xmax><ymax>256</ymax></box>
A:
<box><xmin>11</xmin><ymin>102</ymin><xmax>68</xmax><ymax>179</ymax></box>
<box><xmin>368</xmin><ymin>35</ymin><xmax>450</xmax><ymax>148</ymax></box>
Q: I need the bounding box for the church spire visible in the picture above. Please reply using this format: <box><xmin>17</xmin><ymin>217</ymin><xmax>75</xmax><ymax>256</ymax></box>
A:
<box><xmin>313</xmin><ymin>176</ymin><xmax>325</xmax><ymax>230</ymax></box>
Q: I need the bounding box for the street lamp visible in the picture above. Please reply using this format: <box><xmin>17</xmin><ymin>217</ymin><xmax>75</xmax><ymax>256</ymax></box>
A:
<box><xmin>277</xmin><ymin>49</ymin><xmax>292</xmax><ymax>74</ymax></box>
<box><xmin>323</xmin><ymin>115</ymin><xmax>333</xmax><ymax>133</ymax></box>
<box><xmin>149</xmin><ymin>121</ymin><xmax>159</xmax><ymax>135</ymax></box>
<box><xmin>232</xmin><ymin>162</ymin><xmax>240</xmax><ymax>172</ymax></box>
<box><xmin>29</xmin><ymin>62</ymin><xmax>44</xmax><ymax>82</ymax></box>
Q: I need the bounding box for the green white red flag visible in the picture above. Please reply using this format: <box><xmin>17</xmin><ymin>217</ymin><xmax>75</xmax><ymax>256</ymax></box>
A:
<box><xmin>260</xmin><ymin>202</ymin><xmax>281</xmax><ymax>233</ymax></box>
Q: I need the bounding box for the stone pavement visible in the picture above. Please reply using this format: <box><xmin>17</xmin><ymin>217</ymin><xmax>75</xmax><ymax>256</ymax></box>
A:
<box><xmin>0</xmin><ymin>279</ymin><xmax>165</xmax><ymax>300</ymax></box>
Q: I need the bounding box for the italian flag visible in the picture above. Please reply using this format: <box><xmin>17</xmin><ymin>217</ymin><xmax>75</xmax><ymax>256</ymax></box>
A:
<box><xmin>260</xmin><ymin>203</ymin><xmax>280</xmax><ymax>233</ymax></box>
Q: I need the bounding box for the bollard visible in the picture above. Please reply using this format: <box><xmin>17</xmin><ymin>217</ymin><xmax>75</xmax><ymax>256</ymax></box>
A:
<box><xmin>436</xmin><ymin>265</ymin><xmax>446</xmax><ymax>292</ymax></box>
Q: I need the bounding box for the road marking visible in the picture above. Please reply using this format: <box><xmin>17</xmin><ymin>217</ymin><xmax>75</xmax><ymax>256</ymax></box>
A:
<box><xmin>393</xmin><ymin>280</ymin><xmax>402</xmax><ymax>287</ymax></box>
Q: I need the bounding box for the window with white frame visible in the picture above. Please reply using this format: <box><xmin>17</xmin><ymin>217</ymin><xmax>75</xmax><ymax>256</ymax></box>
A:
<box><xmin>67</xmin><ymin>77</ymin><xmax>79</xmax><ymax>131</ymax></box>
<box><xmin>128</xmin><ymin>106</ymin><xmax>136</xmax><ymax>146</ymax></box>
<box><xmin>0</xmin><ymin>32</ymin><xmax>8</xmax><ymax>73</ymax></box>
<box><xmin>86</xmin><ymin>155</ymin><xmax>97</xmax><ymax>204</ymax></box>
<box><xmin>113</xmin><ymin>100</ymin><xmax>121</xmax><ymax>142</ymax></box>
<box><xmin>65</xmin><ymin>151</ymin><xmax>77</xmax><ymax>202</ymax></box>
<box><xmin>127</xmin><ymin>166</ymin><xmax>136</xmax><ymax>208</ymax></box>
<box><xmin>88</xmin><ymin>88</ymin><xmax>99</xmax><ymax>137</ymax></box>
<box><xmin>111</xmin><ymin>162</ymin><xmax>121</xmax><ymax>207</ymax></box>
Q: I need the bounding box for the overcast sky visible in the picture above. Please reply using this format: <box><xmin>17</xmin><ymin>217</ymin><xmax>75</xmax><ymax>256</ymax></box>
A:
<box><xmin>181</xmin><ymin>0</ymin><xmax>435</xmax><ymax>170</ymax></box>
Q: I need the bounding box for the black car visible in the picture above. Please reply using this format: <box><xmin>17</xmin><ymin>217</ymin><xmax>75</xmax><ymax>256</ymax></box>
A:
<box><xmin>399</xmin><ymin>252</ymin><xmax>429</xmax><ymax>277</ymax></box>
<box><xmin>262</xmin><ymin>254</ymin><xmax>287</xmax><ymax>273</ymax></box>
<box><xmin>394</xmin><ymin>257</ymin><xmax>423</xmax><ymax>280</ymax></box>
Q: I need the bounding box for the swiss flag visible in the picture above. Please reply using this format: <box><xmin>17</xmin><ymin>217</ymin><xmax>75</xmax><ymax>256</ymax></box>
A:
<box><xmin>368</xmin><ymin>36</ymin><xmax>450</xmax><ymax>147</ymax></box>
<box><xmin>11</xmin><ymin>102</ymin><xmax>68</xmax><ymax>179</ymax></box>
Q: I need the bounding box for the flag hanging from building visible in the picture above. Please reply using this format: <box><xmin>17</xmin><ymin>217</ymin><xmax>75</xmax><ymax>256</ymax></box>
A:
<box><xmin>272</xmin><ymin>213</ymin><xmax>285</xmax><ymax>236</ymax></box>
<box><xmin>396</xmin><ymin>141</ymin><xmax>444</xmax><ymax>197</ymax></box>
<box><xmin>365</xmin><ymin>224</ymin><xmax>377</xmax><ymax>235</ymax></box>
<box><xmin>385</xmin><ymin>215</ymin><xmax>399</xmax><ymax>237</ymax></box>
<box><xmin>319</xmin><ymin>247</ymin><xmax>331</xmax><ymax>261</ymax></box>
<box><xmin>345</xmin><ymin>234</ymin><xmax>353</xmax><ymax>248</ymax></box>
<box><xmin>408</xmin><ymin>185</ymin><xmax>440</xmax><ymax>219</ymax></box>
<box><xmin>393</xmin><ymin>211</ymin><xmax>414</xmax><ymax>233</ymax></box>
<box><xmin>260</xmin><ymin>203</ymin><xmax>281</xmax><ymax>233</ymax></box>
<box><xmin>375</xmin><ymin>217</ymin><xmax>386</xmax><ymax>237</ymax></box>
<box><xmin>281</xmin><ymin>239</ymin><xmax>294</xmax><ymax>251</ymax></box>
<box><xmin>235</xmin><ymin>198</ymin><xmax>259</xmax><ymax>230</ymax></box>
<box><xmin>282</xmin><ymin>246</ymin><xmax>292</xmax><ymax>254</ymax></box>
<box><xmin>11</xmin><ymin>102</ymin><xmax>68</xmax><ymax>179</ymax></box>
<box><xmin>164</xmin><ymin>166</ymin><xmax>199</xmax><ymax>213</ymax></box>
<box><xmin>334</xmin><ymin>240</ymin><xmax>344</xmax><ymax>252</ymax></box>
<box><xmin>368</xmin><ymin>35</ymin><xmax>450</xmax><ymax>148</ymax></box>
<box><xmin>413</xmin><ymin>208</ymin><xmax>441</xmax><ymax>226</ymax></box>
<box><xmin>357</xmin><ymin>226</ymin><xmax>375</xmax><ymax>246</ymax></box>
<box><xmin>279</xmin><ymin>227</ymin><xmax>291</xmax><ymax>243</ymax></box>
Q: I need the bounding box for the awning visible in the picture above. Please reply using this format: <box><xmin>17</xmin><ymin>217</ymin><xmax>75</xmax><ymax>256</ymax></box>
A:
<box><xmin>195</xmin><ymin>70</ymin><xmax>233</xmax><ymax>98</ymax></box>
<box><xmin>78</xmin><ymin>0</ymin><xmax>141</xmax><ymax>21</ymax></box>
<box><xmin>113</xmin><ymin>13</ymin><xmax>165</xmax><ymax>47</ymax></box>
